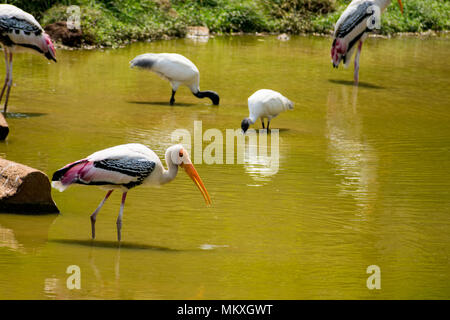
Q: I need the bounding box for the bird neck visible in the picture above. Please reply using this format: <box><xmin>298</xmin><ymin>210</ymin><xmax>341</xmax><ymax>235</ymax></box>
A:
<box><xmin>160</xmin><ymin>156</ymin><xmax>179</xmax><ymax>185</ymax></box>
<box><xmin>193</xmin><ymin>90</ymin><xmax>220</xmax><ymax>105</ymax></box>
<box><xmin>248</xmin><ymin>114</ymin><xmax>258</xmax><ymax>124</ymax></box>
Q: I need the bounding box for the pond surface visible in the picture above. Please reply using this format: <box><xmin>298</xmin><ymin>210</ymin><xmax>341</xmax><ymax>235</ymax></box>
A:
<box><xmin>0</xmin><ymin>35</ymin><xmax>449</xmax><ymax>299</ymax></box>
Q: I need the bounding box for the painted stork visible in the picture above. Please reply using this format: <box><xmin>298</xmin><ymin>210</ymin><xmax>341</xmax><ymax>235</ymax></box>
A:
<box><xmin>241</xmin><ymin>89</ymin><xmax>294</xmax><ymax>133</ymax></box>
<box><xmin>130</xmin><ymin>53</ymin><xmax>220</xmax><ymax>106</ymax></box>
<box><xmin>51</xmin><ymin>144</ymin><xmax>211</xmax><ymax>241</ymax></box>
<box><xmin>331</xmin><ymin>0</ymin><xmax>403</xmax><ymax>83</ymax></box>
<box><xmin>0</xmin><ymin>4</ymin><xmax>57</xmax><ymax>113</ymax></box>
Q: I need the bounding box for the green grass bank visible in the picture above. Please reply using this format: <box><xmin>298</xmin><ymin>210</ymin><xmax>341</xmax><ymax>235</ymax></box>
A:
<box><xmin>5</xmin><ymin>0</ymin><xmax>450</xmax><ymax>47</ymax></box>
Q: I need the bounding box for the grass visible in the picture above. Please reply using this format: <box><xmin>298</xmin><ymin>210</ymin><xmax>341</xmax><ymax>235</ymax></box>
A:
<box><xmin>5</xmin><ymin>0</ymin><xmax>449</xmax><ymax>47</ymax></box>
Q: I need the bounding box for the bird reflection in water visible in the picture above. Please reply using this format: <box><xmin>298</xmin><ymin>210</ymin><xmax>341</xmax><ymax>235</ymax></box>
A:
<box><xmin>0</xmin><ymin>224</ymin><xmax>24</xmax><ymax>253</ymax></box>
<box><xmin>243</xmin><ymin>129</ymin><xmax>280</xmax><ymax>185</ymax></box>
<box><xmin>326</xmin><ymin>85</ymin><xmax>379</xmax><ymax>224</ymax></box>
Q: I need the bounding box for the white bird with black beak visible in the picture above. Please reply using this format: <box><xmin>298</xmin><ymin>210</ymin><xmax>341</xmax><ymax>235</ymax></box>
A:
<box><xmin>241</xmin><ymin>89</ymin><xmax>294</xmax><ymax>133</ymax></box>
<box><xmin>331</xmin><ymin>0</ymin><xmax>404</xmax><ymax>83</ymax></box>
<box><xmin>130</xmin><ymin>53</ymin><xmax>220</xmax><ymax>106</ymax></box>
<box><xmin>0</xmin><ymin>4</ymin><xmax>57</xmax><ymax>113</ymax></box>
<box><xmin>52</xmin><ymin>144</ymin><xmax>211</xmax><ymax>241</ymax></box>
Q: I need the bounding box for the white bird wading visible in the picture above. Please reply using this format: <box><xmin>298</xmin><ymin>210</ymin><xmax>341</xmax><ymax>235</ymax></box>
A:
<box><xmin>241</xmin><ymin>89</ymin><xmax>294</xmax><ymax>133</ymax></box>
<box><xmin>0</xmin><ymin>4</ymin><xmax>57</xmax><ymax>113</ymax></box>
<box><xmin>52</xmin><ymin>144</ymin><xmax>211</xmax><ymax>241</ymax></box>
<box><xmin>130</xmin><ymin>53</ymin><xmax>220</xmax><ymax>105</ymax></box>
<box><xmin>331</xmin><ymin>0</ymin><xmax>404</xmax><ymax>83</ymax></box>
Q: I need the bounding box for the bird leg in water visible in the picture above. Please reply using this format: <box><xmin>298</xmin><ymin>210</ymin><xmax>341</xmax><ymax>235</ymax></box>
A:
<box><xmin>116</xmin><ymin>192</ymin><xmax>128</xmax><ymax>241</ymax></box>
<box><xmin>4</xmin><ymin>52</ymin><xmax>13</xmax><ymax>113</ymax></box>
<box><xmin>0</xmin><ymin>49</ymin><xmax>9</xmax><ymax>106</ymax></box>
<box><xmin>3</xmin><ymin>52</ymin><xmax>13</xmax><ymax>113</ymax></box>
<box><xmin>354</xmin><ymin>41</ymin><xmax>363</xmax><ymax>84</ymax></box>
<box><xmin>0</xmin><ymin>50</ymin><xmax>12</xmax><ymax>113</ymax></box>
<box><xmin>267</xmin><ymin>120</ymin><xmax>271</xmax><ymax>132</ymax></box>
<box><xmin>170</xmin><ymin>90</ymin><xmax>176</xmax><ymax>105</ymax></box>
<box><xmin>261</xmin><ymin>118</ymin><xmax>265</xmax><ymax>129</ymax></box>
<box><xmin>90</xmin><ymin>190</ymin><xmax>113</xmax><ymax>239</ymax></box>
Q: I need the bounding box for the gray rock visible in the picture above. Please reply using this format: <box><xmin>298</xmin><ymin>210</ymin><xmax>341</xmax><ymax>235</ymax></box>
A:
<box><xmin>0</xmin><ymin>159</ymin><xmax>59</xmax><ymax>214</ymax></box>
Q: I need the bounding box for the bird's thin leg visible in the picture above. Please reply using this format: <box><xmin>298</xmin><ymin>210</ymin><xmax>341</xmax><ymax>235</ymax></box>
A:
<box><xmin>0</xmin><ymin>49</ymin><xmax>10</xmax><ymax>109</ymax></box>
<box><xmin>90</xmin><ymin>190</ymin><xmax>113</xmax><ymax>239</ymax></box>
<box><xmin>354</xmin><ymin>41</ymin><xmax>363</xmax><ymax>84</ymax></box>
<box><xmin>261</xmin><ymin>118</ymin><xmax>265</xmax><ymax>129</ymax></box>
<box><xmin>3</xmin><ymin>52</ymin><xmax>13</xmax><ymax>114</ymax></box>
<box><xmin>170</xmin><ymin>90</ymin><xmax>176</xmax><ymax>105</ymax></box>
<box><xmin>116</xmin><ymin>192</ymin><xmax>127</xmax><ymax>241</ymax></box>
<box><xmin>267</xmin><ymin>120</ymin><xmax>270</xmax><ymax>132</ymax></box>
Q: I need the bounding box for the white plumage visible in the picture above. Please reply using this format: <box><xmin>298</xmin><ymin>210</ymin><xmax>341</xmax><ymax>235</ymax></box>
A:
<box><xmin>0</xmin><ymin>4</ymin><xmax>57</xmax><ymax>112</ymax></box>
<box><xmin>130</xmin><ymin>53</ymin><xmax>219</xmax><ymax>105</ymax></box>
<box><xmin>331</xmin><ymin>0</ymin><xmax>403</xmax><ymax>83</ymax></box>
<box><xmin>241</xmin><ymin>89</ymin><xmax>293</xmax><ymax>133</ymax></box>
<box><xmin>86</xmin><ymin>143</ymin><xmax>160</xmax><ymax>170</ymax></box>
<box><xmin>132</xmin><ymin>53</ymin><xmax>199</xmax><ymax>90</ymax></box>
<box><xmin>51</xmin><ymin>143</ymin><xmax>211</xmax><ymax>241</ymax></box>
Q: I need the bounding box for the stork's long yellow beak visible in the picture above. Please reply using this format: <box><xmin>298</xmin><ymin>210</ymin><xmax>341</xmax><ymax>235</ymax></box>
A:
<box><xmin>398</xmin><ymin>0</ymin><xmax>404</xmax><ymax>14</ymax></box>
<box><xmin>182</xmin><ymin>163</ymin><xmax>212</xmax><ymax>206</ymax></box>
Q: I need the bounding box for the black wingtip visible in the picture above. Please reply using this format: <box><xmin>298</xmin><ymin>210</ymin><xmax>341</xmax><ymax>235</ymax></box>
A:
<box><xmin>51</xmin><ymin>168</ymin><xmax>65</xmax><ymax>182</ymax></box>
<box><xmin>45</xmin><ymin>51</ymin><xmax>57</xmax><ymax>62</ymax></box>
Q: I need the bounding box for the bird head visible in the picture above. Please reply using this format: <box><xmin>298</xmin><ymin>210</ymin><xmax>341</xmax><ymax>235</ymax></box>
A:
<box><xmin>168</xmin><ymin>145</ymin><xmax>211</xmax><ymax>206</ymax></box>
<box><xmin>241</xmin><ymin>118</ymin><xmax>251</xmax><ymax>133</ymax></box>
<box><xmin>209</xmin><ymin>91</ymin><xmax>220</xmax><ymax>105</ymax></box>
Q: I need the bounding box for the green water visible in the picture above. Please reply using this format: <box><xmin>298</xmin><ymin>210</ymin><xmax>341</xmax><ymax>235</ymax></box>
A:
<box><xmin>0</xmin><ymin>35</ymin><xmax>449</xmax><ymax>299</ymax></box>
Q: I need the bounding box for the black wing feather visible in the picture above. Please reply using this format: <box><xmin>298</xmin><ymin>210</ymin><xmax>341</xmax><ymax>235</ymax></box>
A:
<box><xmin>335</xmin><ymin>1</ymin><xmax>373</xmax><ymax>39</ymax></box>
<box><xmin>0</xmin><ymin>16</ymin><xmax>41</xmax><ymax>35</ymax></box>
<box><xmin>94</xmin><ymin>158</ymin><xmax>156</xmax><ymax>189</ymax></box>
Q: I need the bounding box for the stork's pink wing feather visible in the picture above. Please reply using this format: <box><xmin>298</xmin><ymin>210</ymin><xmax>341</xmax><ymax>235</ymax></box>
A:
<box><xmin>61</xmin><ymin>161</ymin><xmax>92</xmax><ymax>185</ymax></box>
<box><xmin>52</xmin><ymin>158</ymin><xmax>153</xmax><ymax>192</ymax></box>
<box><xmin>52</xmin><ymin>160</ymin><xmax>91</xmax><ymax>191</ymax></box>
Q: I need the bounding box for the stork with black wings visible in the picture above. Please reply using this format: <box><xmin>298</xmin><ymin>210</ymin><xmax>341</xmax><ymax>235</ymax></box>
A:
<box><xmin>331</xmin><ymin>0</ymin><xmax>403</xmax><ymax>84</ymax></box>
<box><xmin>0</xmin><ymin>4</ymin><xmax>56</xmax><ymax>113</ymax></box>
<box><xmin>52</xmin><ymin>144</ymin><xmax>211</xmax><ymax>241</ymax></box>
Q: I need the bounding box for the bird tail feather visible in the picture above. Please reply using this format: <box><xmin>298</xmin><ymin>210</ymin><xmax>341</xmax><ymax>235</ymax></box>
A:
<box><xmin>51</xmin><ymin>159</ymin><xmax>90</xmax><ymax>192</ymax></box>
<box><xmin>51</xmin><ymin>181</ymin><xmax>68</xmax><ymax>192</ymax></box>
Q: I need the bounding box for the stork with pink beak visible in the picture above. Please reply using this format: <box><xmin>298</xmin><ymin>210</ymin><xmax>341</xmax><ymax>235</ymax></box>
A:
<box><xmin>331</xmin><ymin>0</ymin><xmax>404</xmax><ymax>84</ymax></box>
<box><xmin>52</xmin><ymin>144</ymin><xmax>212</xmax><ymax>241</ymax></box>
<box><xmin>0</xmin><ymin>4</ymin><xmax>57</xmax><ymax>113</ymax></box>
